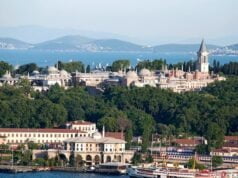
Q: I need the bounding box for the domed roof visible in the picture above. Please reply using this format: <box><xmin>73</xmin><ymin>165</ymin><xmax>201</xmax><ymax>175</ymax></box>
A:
<box><xmin>139</xmin><ymin>68</ymin><xmax>151</xmax><ymax>77</ymax></box>
<box><xmin>32</xmin><ymin>70</ymin><xmax>40</xmax><ymax>75</ymax></box>
<box><xmin>48</xmin><ymin>66</ymin><xmax>58</xmax><ymax>74</ymax></box>
<box><xmin>60</xmin><ymin>69</ymin><xmax>68</xmax><ymax>76</ymax></box>
<box><xmin>93</xmin><ymin>132</ymin><xmax>102</xmax><ymax>139</ymax></box>
<box><xmin>126</xmin><ymin>71</ymin><xmax>138</xmax><ymax>78</ymax></box>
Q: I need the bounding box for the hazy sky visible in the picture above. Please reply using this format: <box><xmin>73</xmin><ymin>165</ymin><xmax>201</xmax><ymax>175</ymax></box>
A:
<box><xmin>0</xmin><ymin>0</ymin><xmax>238</xmax><ymax>45</ymax></box>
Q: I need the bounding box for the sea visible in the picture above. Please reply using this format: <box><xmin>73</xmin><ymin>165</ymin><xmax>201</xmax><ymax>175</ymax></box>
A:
<box><xmin>0</xmin><ymin>49</ymin><xmax>238</xmax><ymax>67</ymax></box>
<box><xmin>0</xmin><ymin>172</ymin><xmax>128</xmax><ymax>178</ymax></box>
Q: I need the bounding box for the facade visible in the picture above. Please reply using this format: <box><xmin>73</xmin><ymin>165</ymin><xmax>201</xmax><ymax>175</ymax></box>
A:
<box><xmin>63</xmin><ymin>131</ymin><xmax>133</xmax><ymax>165</ymax></box>
<box><xmin>29</xmin><ymin>66</ymin><xmax>71</xmax><ymax>91</ymax></box>
<box><xmin>0</xmin><ymin>121</ymin><xmax>96</xmax><ymax>145</ymax></box>
<box><xmin>0</xmin><ymin>71</ymin><xmax>19</xmax><ymax>86</ymax></box>
<box><xmin>0</xmin><ymin>120</ymin><xmax>135</xmax><ymax>164</ymax></box>
<box><xmin>0</xmin><ymin>128</ymin><xmax>87</xmax><ymax>145</ymax></box>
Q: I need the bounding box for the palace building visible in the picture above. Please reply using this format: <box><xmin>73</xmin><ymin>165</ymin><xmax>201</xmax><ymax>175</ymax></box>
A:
<box><xmin>0</xmin><ymin>120</ymin><xmax>134</xmax><ymax>164</ymax></box>
<box><xmin>0</xmin><ymin>120</ymin><xmax>96</xmax><ymax>146</ymax></box>
<box><xmin>122</xmin><ymin>39</ymin><xmax>226</xmax><ymax>93</ymax></box>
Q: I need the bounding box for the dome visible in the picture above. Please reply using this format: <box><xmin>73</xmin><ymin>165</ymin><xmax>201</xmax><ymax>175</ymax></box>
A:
<box><xmin>60</xmin><ymin>69</ymin><xmax>68</xmax><ymax>76</ymax></box>
<box><xmin>93</xmin><ymin>132</ymin><xmax>102</xmax><ymax>139</ymax></box>
<box><xmin>48</xmin><ymin>66</ymin><xmax>58</xmax><ymax>74</ymax></box>
<box><xmin>126</xmin><ymin>71</ymin><xmax>138</xmax><ymax>78</ymax></box>
<box><xmin>32</xmin><ymin>70</ymin><xmax>39</xmax><ymax>75</ymax></box>
<box><xmin>139</xmin><ymin>68</ymin><xmax>151</xmax><ymax>77</ymax></box>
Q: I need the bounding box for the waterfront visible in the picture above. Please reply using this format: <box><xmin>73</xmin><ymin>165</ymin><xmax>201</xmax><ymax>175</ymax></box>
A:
<box><xmin>0</xmin><ymin>49</ymin><xmax>237</xmax><ymax>67</ymax></box>
<box><xmin>0</xmin><ymin>172</ymin><xmax>129</xmax><ymax>178</ymax></box>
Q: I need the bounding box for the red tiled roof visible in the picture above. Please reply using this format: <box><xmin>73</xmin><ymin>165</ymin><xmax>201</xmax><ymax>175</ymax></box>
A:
<box><xmin>223</xmin><ymin>142</ymin><xmax>238</xmax><ymax>148</ymax></box>
<box><xmin>105</xmin><ymin>132</ymin><xmax>124</xmax><ymax>140</ymax></box>
<box><xmin>225</xmin><ymin>136</ymin><xmax>238</xmax><ymax>141</ymax></box>
<box><xmin>213</xmin><ymin>148</ymin><xmax>230</xmax><ymax>153</ymax></box>
<box><xmin>68</xmin><ymin>120</ymin><xmax>94</xmax><ymax>125</ymax></box>
<box><xmin>0</xmin><ymin>128</ymin><xmax>85</xmax><ymax>133</ymax></box>
<box><xmin>174</xmin><ymin>139</ymin><xmax>201</xmax><ymax>145</ymax></box>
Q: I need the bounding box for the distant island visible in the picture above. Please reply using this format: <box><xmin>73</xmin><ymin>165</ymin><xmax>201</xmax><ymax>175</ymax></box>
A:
<box><xmin>0</xmin><ymin>35</ymin><xmax>238</xmax><ymax>55</ymax></box>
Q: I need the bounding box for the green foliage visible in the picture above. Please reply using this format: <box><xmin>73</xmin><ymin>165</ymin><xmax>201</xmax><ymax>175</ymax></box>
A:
<box><xmin>33</xmin><ymin>158</ymin><xmax>47</xmax><ymax>166</ymax></box>
<box><xmin>145</xmin><ymin>154</ymin><xmax>153</xmax><ymax>163</ymax></box>
<box><xmin>0</xmin><ymin>67</ymin><xmax>237</xmax><ymax>152</ymax></box>
<box><xmin>15</xmin><ymin>63</ymin><xmax>38</xmax><ymax>75</ymax></box>
<box><xmin>131</xmin><ymin>152</ymin><xmax>143</xmax><ymax>165</ymax></box>
<box><xmin>212</xmin><ymin>156</ymin><xmax>223</xmax><ymax>168</ymax></box>
<box><xmin>0</xmin><ymin>61</ymin><xmax>13</xmax><ymax>77</ymax></box>
<box><xmin>111</xmin><ymin>60</ymin><xmax>130</xmax><ymax>72</ymax></box>
<box><xmin>195</xmin><ymin>144</ymin><xmax>210</xmax><ymax>155</ymax></box>
<box><xmin>211</xmin><ymin>60</ymin><xmax>238</xmax><ymax>75</ymax></box>
<box><xmin>69</xmin><ymin>153</ymin><xmax>75</xmax><ymax>167</ymax></box>
<box><xmin>136</xmin><ymin>59</ymin><xmax>165</xmax><ymax>71</ymax></box>
<box><xmin>28</xmin><ymin>142</ymin><xmax>41</xmax><ymax>150</ymax></box>
<box><xmin>58</xmin><ymin>61</ymin><xmax>84</xmax><ymax>73</ymax></box>
<box><xmin>86</xmin><ymin>65</ymin><xmax>90</xmax><ymax>73</ymax></box>
<box><xmin>205</xmin><ymin>122</ymin><xmax>224</xmax><ymax>148</ymax></box>
<box><xmin>186</xmin><ymin>157</ymin><xmax>205</xmax><ymax>170</ymax></box>
<box><xmin>20</xmin><ymin>150</ymin><xmax>32</xmax><ymax>166</ymax></box>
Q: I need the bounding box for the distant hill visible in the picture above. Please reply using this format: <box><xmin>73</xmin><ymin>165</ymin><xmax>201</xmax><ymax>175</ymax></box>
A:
<box><xmin>0</xmin><ymin>38</ymin><xmax>32</xmax><ymax>49</ymax></box>
<box><xmin>32</xmin><ymin>36</ymin><xmax>150</xmax><ymax>52</ymax></box>
<box><xmin>1</xmin><ymin>35</ymin><xmax>237</xmax><ymax>54</ymax></box>
<box><xmin>33</xmin><ymin>35</ymin><xmax>93</xmax><ymax>50</ymax></box>
<box><xmin>226</xmin><ymin>44</ymin><xmax>238</xmax><ymax>50</ymax></box>
<box><xmin>77</xmin><ymin>39</ymin><xmax>150</xmax><ymax>52</ymax></box>
<box><xmin>153</xmin><ymin>44</ymin><xmax>220</xmax><ymax>53</ymax></box>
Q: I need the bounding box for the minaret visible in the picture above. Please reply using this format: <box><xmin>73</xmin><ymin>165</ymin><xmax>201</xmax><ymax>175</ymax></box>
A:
<box><xmin>196</xmin><ymin>39</ymin><xmax>209</xmax><ymax>73</ymax></box>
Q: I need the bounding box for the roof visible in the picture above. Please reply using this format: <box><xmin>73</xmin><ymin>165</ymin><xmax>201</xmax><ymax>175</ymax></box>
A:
<box><xmin>0</xmin><ymin>128</ymin><xmax>85</xmax><ymax>133</ymax></box>
<box><xmin>64</xmin><ymin>136</ymin><xmax>126</xmax><ymax>144</ymax></box>
<box><xmin>105</xmin><ymin>132</ymin><xmax>124</xmax><ymax>140</ymax></box>
<box><xmin>68</xmin><ymin>120</ymin><xmax>95</xmax><ymax>125</ymax></box>
<box><xmin>174</xmin><ymin>139</ymin><xmax>201</xmax><ymax>145</ymax></box>
<box><xmin>223</xmin><ymin>142</ymin><xmax>238</xmax><ymax>148</ymax></box>
<box><xmin>225</xmin><ymin>136</ymin><xmax>238</xmax><ymax>141</ymax></box>
<box><xmin>198</xmin><ymin>39</ymin><xmax>208</xmax><ymax>53</ymax></box>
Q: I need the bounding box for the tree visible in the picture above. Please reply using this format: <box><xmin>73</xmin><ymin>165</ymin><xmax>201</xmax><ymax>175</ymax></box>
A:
<box><xmin>186</xmin><ymin>157</ymin><xmax>205</xmax><ymax>170</ymax></box>
<box><xmin>131</xmin><ymin>152</ymin><xmax>143</xmax><ymax>165</ymax></box>
<box><xmin>0</xmin><ymin>61</ymin><xmax>13</xmax><ymax>77</ymax></box>
<box><xmin>205</xmin><ymin>122</ymin><xmax>224</xmax><ymax>149</ymax></box>
<box><xmin>69</xmin><ymin>153</ymin><xmax>75</xmax><ymax>167</ymax></box>
<box><xmin>195</xmin><ymin>144</ymin><xmax>210</xmax><ymax>155</ymax></box>
<box><xmin>15</xmin><ymin>63</ymin><xmax>38</xmax><ymax>75</ymax></box>
<box><xmin>58</xmin><ymin>61</ymin><xmax>84</xmax><ymax>73</ymax></box>
<box><xmin>86</xmin><ymin>65</ymin><xmax>91</xmax><ymax>73</ymax></box>
<box><xmin>212</xmin><ymin>156</ymin><xmax>223</xmax><ymax>168</ymax></box>
<box><xmin>111</xmin><ymin>60</ymin><xmax>130</xmax><ymax>72</ymax></box>
<box><xmin>17</xmin><ymin>78</ymin><xmax>32</xmax><ymax>97</ymax></box>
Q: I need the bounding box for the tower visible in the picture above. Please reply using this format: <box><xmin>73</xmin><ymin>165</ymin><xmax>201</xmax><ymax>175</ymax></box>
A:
<box><xmin>197</xmin><ymin>39</ymin><xmax>209</xmax><ymax>73</ymax></box>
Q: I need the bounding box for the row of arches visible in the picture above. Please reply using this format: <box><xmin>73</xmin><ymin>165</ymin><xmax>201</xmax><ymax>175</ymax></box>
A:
<box><xmin>58</xmin><ymin>153</ymin><xmax>123</xmax><ymax>166</ymax></box>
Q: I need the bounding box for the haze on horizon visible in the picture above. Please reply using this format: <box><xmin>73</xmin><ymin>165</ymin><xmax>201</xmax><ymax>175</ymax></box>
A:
<box><xmin>0</xmin><ymin>0</ymin><xmax>238</xmax><ymax>45</ymax></box>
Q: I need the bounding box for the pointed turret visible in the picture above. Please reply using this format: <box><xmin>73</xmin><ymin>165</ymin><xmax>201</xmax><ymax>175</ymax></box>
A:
<box><xmin>198</xmin><ymin>39</ymin><xmax>208</xmax><ymax>54</ymax></box>
<box><xmin>196</xmin><ymin>39</ymin><xmax>209</xmax><ymax>73</ymax></box>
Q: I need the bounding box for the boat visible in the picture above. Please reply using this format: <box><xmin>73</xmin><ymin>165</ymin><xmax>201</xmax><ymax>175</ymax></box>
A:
<box><xmin>128</xmin><ymin>166</ymin><xmax>196</xmax><ymax>178</ymax></box>
<box><xmin>94</xmin><ymin>162</ymin><xmax>128</xmax><ymax>175</ymax></box>
<box><xmin>128</xmin><ymin>166</ymin><xmax>238</xmax><ymax>178</ymax></box>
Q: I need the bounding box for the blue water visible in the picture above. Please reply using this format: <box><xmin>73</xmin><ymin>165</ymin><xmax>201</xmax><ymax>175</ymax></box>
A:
<box><xmin>0</xmin><ymin>49</ymin><xmax>237</xmax><ymax>67</ymax></box>
<box><xmin>0</xmin><ymin>172</ymin><xmax>129</xmax><ymax>178</ymax></box>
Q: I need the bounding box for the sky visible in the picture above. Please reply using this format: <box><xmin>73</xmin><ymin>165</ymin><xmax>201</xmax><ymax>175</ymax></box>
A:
<box><xmin>0</xmin><ymin>0</ymin><xmax>238</xmax><ymax>45</ymax></box>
